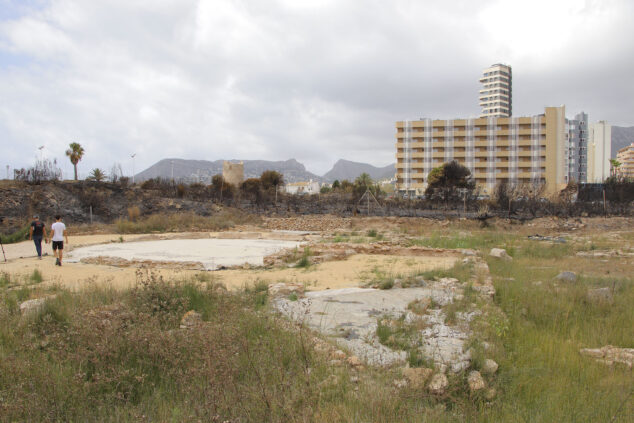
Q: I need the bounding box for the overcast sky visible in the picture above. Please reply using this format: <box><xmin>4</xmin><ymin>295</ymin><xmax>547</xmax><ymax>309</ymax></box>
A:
<box><xmin>1</xmin><ymin>0</ymin><xmax>633</xmax><ymax>178</ymax></box>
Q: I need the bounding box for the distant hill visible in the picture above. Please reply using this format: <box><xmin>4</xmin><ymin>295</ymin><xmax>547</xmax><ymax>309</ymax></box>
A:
<box><xmin>135</xmin><ymin>158</ymin><xmax>323</xmax><ymax>183</ymax></box>
<box><xmin>322</xmin><ymin>159</ymin><xmax>395</xmax><ymax>183</ymax></box>
<box><xmin>612</xmin><ymin>126</ymin><xmax>634</xmax><ymax>157</ymax></box>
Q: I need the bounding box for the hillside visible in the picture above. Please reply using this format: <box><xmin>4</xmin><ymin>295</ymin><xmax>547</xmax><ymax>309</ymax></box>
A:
<box><xmin>612</xmin><ymin>126</ymin><xmax>634</xmax><ymax>157</ymax></box>
<box><xmin>135</xmin><ymin>158</ymin><xmax>323</xmax><ymax>183</ymax></box>
<box><xmin>322</xmin><ymin>159</ymin><xmax>395</xmax><ymax>182</ymax></box>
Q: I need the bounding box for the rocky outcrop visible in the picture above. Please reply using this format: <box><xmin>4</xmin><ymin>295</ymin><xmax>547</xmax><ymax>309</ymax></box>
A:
<box><xmin>579</xmin><ymin>346</ymin><xmax>633</xmax><ymax>369</ymax></box>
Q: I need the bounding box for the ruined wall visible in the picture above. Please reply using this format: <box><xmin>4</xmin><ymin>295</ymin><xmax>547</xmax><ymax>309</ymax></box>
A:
<box><xmin>223</xmin><ymin>161</ymin><xmax>244</xmax><ymax>186</ymax></box>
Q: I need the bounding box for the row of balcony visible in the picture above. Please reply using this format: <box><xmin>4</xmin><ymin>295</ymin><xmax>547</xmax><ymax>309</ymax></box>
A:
<box><xmin>396</xmin><ymin>129</ymin><xmax>545</xmax><ymax>138</ymax></box>
<box><xmin>397</xmin><ymin>171</ymin><xmax>542</xmax><ymax>180</ymax></box>
<box><xmin>396</xmin><ymin>140</ymin><xmax>546</xmax><ymax>149</ymax></box>
<box><xmin>396</xmin><ymin>118</ymin><xmax>541</xmax><ymax>128</ymax></box>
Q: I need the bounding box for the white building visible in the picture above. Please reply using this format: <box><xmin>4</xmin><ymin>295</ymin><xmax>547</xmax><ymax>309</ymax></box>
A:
<box><xmin>587</xmin><ymin>121</ymin><xmax>612</xmax><ymax>183</ymax></box>
<box><xmin>284</xmin><ymin>180</ymin><xmax>320</xmax><ymax>195</ymax></box>
<box><xmin>479</xmin><ymin>63</ymin><xmax>512</xmax><ymax>118</ymax></box>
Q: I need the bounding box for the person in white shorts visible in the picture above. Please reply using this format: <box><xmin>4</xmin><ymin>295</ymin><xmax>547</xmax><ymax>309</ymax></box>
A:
<box><xmin>48</xmin><ymin>215</ymin><xmax>69</xmax><ymax>266</ymax></box>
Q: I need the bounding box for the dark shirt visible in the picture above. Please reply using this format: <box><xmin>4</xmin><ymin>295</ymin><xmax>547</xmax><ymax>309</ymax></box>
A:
<box><xmin>31</xmin><ymin>221</ymin><xmax>45</xmax><ymax>237</ymax></box>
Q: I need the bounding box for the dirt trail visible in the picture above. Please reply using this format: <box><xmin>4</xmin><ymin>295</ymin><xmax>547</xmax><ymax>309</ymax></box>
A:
<box><xmin>0</xmin><ymin>232</ymin><xmax>458</xmax><ymax>291</ymax></box>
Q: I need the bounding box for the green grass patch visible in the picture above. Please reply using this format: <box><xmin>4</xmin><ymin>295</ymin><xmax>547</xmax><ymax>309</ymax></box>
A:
<box><xmin>29</xmin><ymin>269</ymin><xmax>43</xmax><ymax>284</ymax></box>
<box><xmin>1</xmin><ymin>225</ymin><xmax>29</xmax><ymax>244</ymax></box>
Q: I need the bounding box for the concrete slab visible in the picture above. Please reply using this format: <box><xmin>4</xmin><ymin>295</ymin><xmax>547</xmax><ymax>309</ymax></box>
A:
<box><xmin>67</xmin><ymin>238</ymin><xmax>302</xmax><ymax>270</ymax></box>
<box><xmin>275</xmin><ymin>284</ymin><xmax>471</xmax><ymax>369</ymax></box>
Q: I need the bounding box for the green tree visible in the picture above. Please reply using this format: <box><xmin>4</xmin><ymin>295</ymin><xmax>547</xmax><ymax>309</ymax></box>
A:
<box><xmin>332</xmin><ymin>180</ymin><xmax>341</xmax><ymax>190</ymax></box>
<box><xmin>609</xmin><ymin>159</ymin><xmax>621</xmax><ymax>178</ymax></box>
<box><xmin>65</xmin><ymin>142</ymin><xmax>85</xmax><ymax>181</ymax></box>
<box><xmin>424</xmin><ymin>160</ymin><xmax>475</xmax><ymax>201</ymax></box>
<box><xmin>355</xmin><ymin>172</ymin><xmax>372</xmax><ymax>187</ymax></box>
<box><xmin>88</xmin><ymin>168</ymin><xmax>105</xmax><ymax>182</ymax></box>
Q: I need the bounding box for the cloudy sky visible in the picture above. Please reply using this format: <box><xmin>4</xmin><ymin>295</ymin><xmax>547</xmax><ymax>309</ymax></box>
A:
<box><xmin>1</xmin><ymin>0</ymin><xmax>632</xmax><ymax>178</ymax></box>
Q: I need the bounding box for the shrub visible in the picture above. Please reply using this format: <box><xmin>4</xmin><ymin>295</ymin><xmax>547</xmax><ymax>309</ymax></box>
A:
<box><xmin>127</xmin><ymin>206</ymin><xmax>141</xmax><ymax>221</ymax></box>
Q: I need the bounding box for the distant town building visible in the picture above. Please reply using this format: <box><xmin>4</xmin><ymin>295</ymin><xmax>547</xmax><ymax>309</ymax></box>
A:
<box><xmin>479</xmin><ymin>64</ymin><xmax>512</xmax><ymax>118</ymax></box>
<box><xmin>285</xmin><ymin>180</ymin><xmax>320</xmax><ymax>195</ymax></box>
<box><xmin>616</xmin><ymin>143</ymin><xmax>634</xmax><ymax>179</ymax></box>
<box><xmin>587</xmin><ymin>122</ymin><xmax>612</xmax><ymax>183</ymax></box>
<box><xmin>395</xmin><ymin>106</ymin><xmax>586</xmax><ymax>196</ymax></box>
<box><xmin>222</xmin><ymin>161</ymin><xmax>244</xmax><ymax>186</ymax></box>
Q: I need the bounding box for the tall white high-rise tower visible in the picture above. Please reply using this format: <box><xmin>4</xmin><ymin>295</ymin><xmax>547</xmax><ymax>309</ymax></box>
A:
<box><xmin>479</xmin><ymin>64</ymin><xmax>512</xmax><ymax>118</ymax></box>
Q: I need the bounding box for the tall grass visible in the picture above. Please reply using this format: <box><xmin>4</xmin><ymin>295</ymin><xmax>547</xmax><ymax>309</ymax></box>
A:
<box><xmin>483</xmin><ymin>254</ymin><xmax>634</xmax><ymax>422</ymax></box>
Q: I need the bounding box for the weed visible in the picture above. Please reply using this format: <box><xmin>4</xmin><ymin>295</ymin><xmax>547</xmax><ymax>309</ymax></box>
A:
<box><xmin>367</xmin><ymin>229</ymin><xmax>378</xmax><ymax>237</ymax></box>
<box><xmin>288</xmin><ymin>292</ymin><xmax>298</xmax><ymax>301</ymax></box>
<box><xmin>29</xmin><ymin>269</ymin><xmax>43</xmax><ymax>284</ymax></box>
<box><xmin>295</xmin><ymin>247</ymin><xmax>312</xmax><ymax>269</ymax></box>
<box><xmin>379</xmin><ymin>279</ymin><xmax>394</xmax><ymax>290</ymax></box>
<box><xmin>1</xmin><ymin>225</ymin><xmax>29</xmax><ymax>244</ymax></box>
<box><xmin>0</xmin><ymin>272</ymin><xmax>10</xmax><ymax>288</ymax></box>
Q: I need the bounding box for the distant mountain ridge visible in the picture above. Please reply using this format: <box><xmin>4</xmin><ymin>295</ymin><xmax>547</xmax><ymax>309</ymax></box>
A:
<box><xmin>612</xmin><ymin>126</ymin><xmax>634</xmax><ymax>157</ymax></box>
<box><xmin>136</xmin><ymin>158</ymin><xmax>396</xmax><ymax>184</ymax></box>
<box><xmin>322</xmin><ymin>159</ymin><xmax>395</xmax><ymax>182</ymax></box>
<box><xmin>135</xmin><ymin>158</ymin><xmax>323</xmax><ymax>183</ymax></box>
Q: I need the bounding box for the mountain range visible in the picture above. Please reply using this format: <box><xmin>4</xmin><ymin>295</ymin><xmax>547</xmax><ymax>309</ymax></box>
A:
<box><xmin>612</xmin><ymin>126</ymin><xmax>634</xmax><ymax>157</ymax></box>
<box><xmin>135</xmin><ymin>158</ymin><xmax>396</xmax><ymax>184</ymax></box>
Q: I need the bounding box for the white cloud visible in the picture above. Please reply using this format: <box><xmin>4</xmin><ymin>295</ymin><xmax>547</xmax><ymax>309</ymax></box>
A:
<box><xmin>0</xmin><ymin>0</ymin><xmax>632</xmax><ymax>177</ymax></box>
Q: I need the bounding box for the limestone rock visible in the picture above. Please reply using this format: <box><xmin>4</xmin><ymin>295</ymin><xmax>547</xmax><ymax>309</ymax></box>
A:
<box><xmin>482</xmin><ymin>359</ymin><xmax>499</xmax><ymax>374</ymax></box>
<box><xmin>587</xmin><ymin>287</ymin><xmax>613</xmax><ymax>303</ymax></box>
<box><xmin>556</xmin><ymin>271</ymin><xmax>577</xmax><ymax>282</ymax></box>
<box><xmin>180</xmin><ymin>310</ymin><xmax>202</xmax><ymax>329</ymax></box>
<box><xmin>489</xmin><ymin>248</ymin><xmax>512</xmax><ymax>261</ymax></box>
<box><xmin>268</xmin><ymin>282</ymin><xmax>305</xmax><ymax>297</ymax></box>
<box><xmin>346</xmin><ymin>355</ymin><xmax>362</xmax><ymax>367</ymax></box>
<box><xmin>402</xmin><ymin>367</ymin><xmax>433</xmax><ymax>388</ymax></box>
<box><xmin>485</xmin><ymin>388</ymin><xmax>497</xmax><ymax>400</ymax></box>
<box><xmin>20</xmin><ymin>296</ymin><xmax>56</xmax><ymax>315</ymax></box>
<box><xmin>428</xmin><ymin>373</ymin><xmax>449</xmax><ymax>395</ymax></box>
<box><xmin>467</xmin><ymin>370</ymin><xmax>486</xmax><ymax>392</ymax></box>
<box><xmin>579</xmin><ymin>345</ymin><xmax>633</xmax><ymax>369</ymax></box>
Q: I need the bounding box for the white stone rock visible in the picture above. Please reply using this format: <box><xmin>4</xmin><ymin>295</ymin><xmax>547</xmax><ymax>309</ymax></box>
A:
<box><xmin>489</xmin><ymin>248</ymin><xmax>512</xmax><ymax>261</ymax></box>
<box><xmin>428</xmin><ymin>373</ymin><xmax>449</xmax><ymax>395</ymax></box>
<box><xmin>482</xmin><ymin>359</ymin><xmax>499</xmax><ymax>374</ymax></box>
<box><xmin>556</xmin><ymin>271</ymin><xmax>577</xmax><ymax>282</ymax></box>
<box><xmin>19</xmin><ymin>296</ymin><xmax>56</xmax><ymax>315</ymax></box>
<box><xmin>467</xmin><ymin>370</ymin><xmax>486</xmax><ymax>391</ymax></box>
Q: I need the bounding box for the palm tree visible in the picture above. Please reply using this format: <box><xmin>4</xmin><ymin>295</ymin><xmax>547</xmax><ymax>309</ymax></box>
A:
<box><xmin>66</xmin><ymin>142</ymin><xmax>85</xmax><ymax>181</ymax></box>
<box><xmin>88</xmin><ymin>168</ymin><xmax>105</xmax><ymax>182</ymax></box>
<box><xmin>609</xmin><ymin>159</ymin><xmax>621</xmax><ymax>178</ymax></box>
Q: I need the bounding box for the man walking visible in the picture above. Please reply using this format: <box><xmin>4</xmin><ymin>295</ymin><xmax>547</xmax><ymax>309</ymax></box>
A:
<box><xmin>29</xmin><ymin>215</ymin><xmax>47</xmax><ymax>260</ymax></box>
<box><xmin>48</xmin><ymin>215</ymin><xmax>68</xmax><ymax>266</ymax></box>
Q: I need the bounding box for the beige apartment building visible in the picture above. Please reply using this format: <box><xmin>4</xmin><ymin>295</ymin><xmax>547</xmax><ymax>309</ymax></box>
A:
<box><xmin>616</xmin><ymin>143</ymin><xmax>634</xmax><ymax>179</ymax></box>
<box><xmin>479</xmin><ymin>64</ymin><xmax>512</xmax><ymax>118</ymax></box>
<box><xmin>395</xmin><ymin>106</ymin><xmax>570</xmax><ymax>196</ymax></box>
